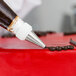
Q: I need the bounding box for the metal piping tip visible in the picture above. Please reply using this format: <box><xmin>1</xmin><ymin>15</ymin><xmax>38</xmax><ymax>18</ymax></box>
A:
<box><xmin>26</xmin><ymin>31</ymin><xmax>46</xmax><ymax>48</ymax></box>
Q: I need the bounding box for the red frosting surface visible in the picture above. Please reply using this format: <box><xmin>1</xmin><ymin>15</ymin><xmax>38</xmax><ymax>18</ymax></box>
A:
<box><xmin>0</xmin><ymin>33</ymin><xmax>76</xmax><ymax>76</ymax></box>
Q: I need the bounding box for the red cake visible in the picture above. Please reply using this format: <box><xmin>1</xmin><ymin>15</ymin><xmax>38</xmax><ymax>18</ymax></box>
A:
<box><xmin>0</xmin><ymin>33</ymin><xmax>76</xmax><ymax>76</ymax></box>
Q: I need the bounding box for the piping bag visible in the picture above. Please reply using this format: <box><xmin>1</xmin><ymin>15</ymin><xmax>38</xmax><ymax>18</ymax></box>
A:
<box><xmin>0</xmin><ymin>0</ymin><xmax>46</xmax><ymax>48</ymax></box>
